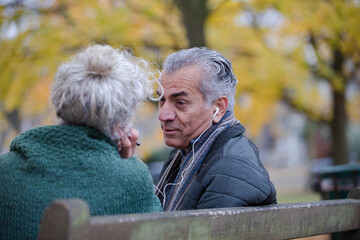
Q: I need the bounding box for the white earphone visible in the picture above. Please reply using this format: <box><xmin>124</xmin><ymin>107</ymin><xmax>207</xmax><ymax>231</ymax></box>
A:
<box><xmin>212</xmin><ymin>107</ymin><xmax>219</xmax><ymax>119</ymax></box>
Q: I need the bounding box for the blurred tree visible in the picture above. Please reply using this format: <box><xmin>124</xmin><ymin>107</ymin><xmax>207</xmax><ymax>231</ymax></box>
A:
<box><xmin>171</xmin><ymin>0</ymin><xmax>360</xmax><ymax>165</ymax></box>
<box><xmin>0</xmin><ymin>0</ymin><xmax>185</xmax><ymax>152</ymax></box>
<box><xmin>172</xmin><ymin>0</ymin><xmax>208</xmax><ymax>47</ymax></box>
<box><xmin>0</xmin><ymin>0</ymin><xmax>359</xmax><ymax>166</ymax></box>
<box><xmin>247</xmin><ymin>0</ymin><xmax>360</xmax><ymax>165</ymax></box>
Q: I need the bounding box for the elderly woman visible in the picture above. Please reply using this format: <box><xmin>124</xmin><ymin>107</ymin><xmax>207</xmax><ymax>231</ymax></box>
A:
<box><xmin>0</xmin><ymin>45</ymin><xmax>162</xmax><ymax>240</ymax></box>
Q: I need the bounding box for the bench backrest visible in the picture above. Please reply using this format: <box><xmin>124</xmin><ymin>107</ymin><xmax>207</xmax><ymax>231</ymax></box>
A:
<box><xmin>38</xmin><ymin>188</ymin><xmax>360</xmax><ymax>240</ymax></box>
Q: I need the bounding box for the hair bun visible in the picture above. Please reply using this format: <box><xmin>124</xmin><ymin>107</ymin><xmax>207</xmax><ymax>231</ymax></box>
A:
<box><xmin>86</xmin><ymin>55</ymin><xmax>114</xmax><ymax>79</ymax></box>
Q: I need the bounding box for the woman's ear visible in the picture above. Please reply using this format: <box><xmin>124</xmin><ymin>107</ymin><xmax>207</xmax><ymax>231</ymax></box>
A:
<box><xmin>213</xmin><ymin>96</ymin><xmax>228</xmax><ymax>124</ymax></box>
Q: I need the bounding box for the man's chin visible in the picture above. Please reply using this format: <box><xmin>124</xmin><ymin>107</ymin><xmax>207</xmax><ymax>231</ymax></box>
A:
<box><xmin>164</xmin><ymin>137</ymin><xmax>187</xmax><ymax>149</ymax></box>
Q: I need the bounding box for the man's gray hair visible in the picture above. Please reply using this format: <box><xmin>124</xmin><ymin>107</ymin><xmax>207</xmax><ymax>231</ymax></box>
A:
<box><xmin>162</xmin><ymin>47</ymin><xmax>238</xmax><ymax>111</ymax></box>
<box><xmin>51</xmin><ymin>44</ymin><xmax>156</xmax><ymax>140</ymax></box>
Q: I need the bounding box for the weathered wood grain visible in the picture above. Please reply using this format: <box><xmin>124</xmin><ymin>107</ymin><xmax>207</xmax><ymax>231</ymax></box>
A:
<box><xmin>38</xmin><ymin>188</ymin><xmax>360</xmax><ymax>240</ymax></box>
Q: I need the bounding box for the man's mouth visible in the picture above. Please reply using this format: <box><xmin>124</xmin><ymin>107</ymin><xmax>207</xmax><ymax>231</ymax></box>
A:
<box><xmin>162</xmin><ymin>127</ymin><xmax>179</xmax><ymax>135</ymax></box>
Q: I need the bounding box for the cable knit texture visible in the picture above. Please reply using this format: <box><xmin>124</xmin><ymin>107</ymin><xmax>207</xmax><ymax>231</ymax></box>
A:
<box><xmin>0</xmin><ymin>125</ymin><xmax>161</xmax><ymax>240</ymax></box>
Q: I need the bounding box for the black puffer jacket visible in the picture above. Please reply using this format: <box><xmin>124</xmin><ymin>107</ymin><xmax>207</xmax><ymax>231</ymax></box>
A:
<box><xmin>160</xmin><ymin>124</ymin><xmax>277</xmax><ymax>210</ymax></box>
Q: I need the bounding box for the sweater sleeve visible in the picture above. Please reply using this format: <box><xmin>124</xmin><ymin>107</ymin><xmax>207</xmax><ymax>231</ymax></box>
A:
<box><xmin>127</xmin><ymin>158</ymin><xmax>163</xmax><ymax>213</ymax></box>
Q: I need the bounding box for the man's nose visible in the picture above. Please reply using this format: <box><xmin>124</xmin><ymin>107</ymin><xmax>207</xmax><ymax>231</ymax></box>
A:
<box><xmin>158</xmin><ymin>103</ymin><xmax>176</xmax><ymax>122</ymax></box>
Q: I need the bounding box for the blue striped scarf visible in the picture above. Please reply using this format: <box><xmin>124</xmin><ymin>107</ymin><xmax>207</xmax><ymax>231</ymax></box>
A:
<box><xmin>156</xmin><ymin>111</ymin><xmax>239</xmax><ymax>211</ymax></box>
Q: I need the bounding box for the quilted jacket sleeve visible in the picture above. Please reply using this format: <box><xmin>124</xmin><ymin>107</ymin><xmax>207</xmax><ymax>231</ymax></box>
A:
<box><xmin>180</xmin><ymin>125</ymin><xmax>277</xmax><ymax>210</ymax></box>
<box><xmin>196</xmin><ymin>156</ymin><xmax>276</xmax><ymax>209</ymax></box>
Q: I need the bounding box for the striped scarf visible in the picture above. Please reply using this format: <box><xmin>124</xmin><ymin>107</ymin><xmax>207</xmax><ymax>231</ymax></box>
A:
<box><xmin>156</xmin><ymin>111</ymin><xmax>239</xmax><ymax>211</ymax></box>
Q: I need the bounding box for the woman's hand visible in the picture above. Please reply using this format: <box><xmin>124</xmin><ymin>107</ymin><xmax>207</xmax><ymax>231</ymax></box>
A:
<box><xmin>115</xmin><ymin>128</ymin><xmax>140</xmax><ymax>159</ymax></box>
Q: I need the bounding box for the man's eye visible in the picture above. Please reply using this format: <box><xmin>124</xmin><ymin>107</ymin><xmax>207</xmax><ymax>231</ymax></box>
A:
<box><xmin>176</xmin><ymin>100</ymin><xmax>186</xmax><ymax>107</ymax></box>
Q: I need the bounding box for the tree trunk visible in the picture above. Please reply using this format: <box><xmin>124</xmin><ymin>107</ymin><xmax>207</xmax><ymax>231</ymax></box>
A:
<box><xmin>331</xmin><ymin>49</ymin><xmax>349</xmax><ymax>165</ymax></box>
<box><xmin>331</xmin><ymin>89</ymin><xmax>348</xmax><ymax>165</ymax></box>
<box><xmin>173</xmin><ymin>0</ymin><xmax>208</xmax><ymax>47</ymax></box>
<box><xmin>5</xmin><ymin>109</ymin><xmax>21</xmax><ymax>133</ymax></box>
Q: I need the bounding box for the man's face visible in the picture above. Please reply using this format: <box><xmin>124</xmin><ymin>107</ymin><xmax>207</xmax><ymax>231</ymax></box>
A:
<box><xmin>158</xmin><ymin>65</ymin><xmax>214</xmax><ymax>149</ymax></box>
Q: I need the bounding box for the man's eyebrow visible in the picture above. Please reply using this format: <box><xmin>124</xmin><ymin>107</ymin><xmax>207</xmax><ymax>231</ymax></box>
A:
<box><xmin>171</xmin><ymin>91</ymin><xmax>188</xmax><ymax>98</ymax></box>
<box><xmin>156</xmin><ymin>90</ymin><xmax>188</xmax><ymax>99</ymax></box>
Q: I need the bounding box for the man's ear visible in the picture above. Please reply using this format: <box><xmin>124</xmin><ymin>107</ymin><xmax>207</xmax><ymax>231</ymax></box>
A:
<box><xmin>213</xmin><ymin>96</ymin><xmax>228</xmax><ymax>124</ymax></box>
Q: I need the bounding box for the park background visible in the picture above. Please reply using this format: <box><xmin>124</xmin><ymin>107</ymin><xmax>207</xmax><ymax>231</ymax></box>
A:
<box><xmin>0</xmin><ymin>0</ymin><xmax>359</xmax><ymax>205</ymax></box>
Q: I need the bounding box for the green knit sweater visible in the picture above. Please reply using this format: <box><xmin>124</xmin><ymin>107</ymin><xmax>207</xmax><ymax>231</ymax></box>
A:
<box><xmin>0</xmin><ymin>125</ymin><xmax>161</xmax><ymax>240</ymax></box>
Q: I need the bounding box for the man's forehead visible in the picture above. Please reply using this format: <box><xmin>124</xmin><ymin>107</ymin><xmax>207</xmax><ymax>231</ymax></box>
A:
<box><xmin>160</xmin><ymin>65</ymin><xmax>202</xmax><ymax>81</ymax></box>
<box><xmin>159</xmin><ymin>67</ymin><xmax>202</xmax><ymax>91</ymax></box>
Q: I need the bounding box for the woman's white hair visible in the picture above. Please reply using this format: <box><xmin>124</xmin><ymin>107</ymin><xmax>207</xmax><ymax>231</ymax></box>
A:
<box><xmin>51</xmin><ymin>44</ymin><xmax>158</xmax><ymax>141</ymax></box>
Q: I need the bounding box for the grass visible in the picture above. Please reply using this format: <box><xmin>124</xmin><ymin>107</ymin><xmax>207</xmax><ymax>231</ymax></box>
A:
<box><xmin>277</xmin><ymin>190</ymin><xmax>321</xmax><ymax>204</ymax></box>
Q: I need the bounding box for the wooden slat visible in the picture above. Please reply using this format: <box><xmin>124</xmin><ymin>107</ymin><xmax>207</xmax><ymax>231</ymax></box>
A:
<box><xmin>38</xmin><ymin>198</ymin><xmax>90</xmax><ymax>240</ymax></box>
<box><xmin>38</xmin><ymin>198</ymin><xmax>360</xmax><ymax>240</ymax></box>
<box><xmin>341</xmin><ymin>188</ymin><xmax>360</xmax><ymax>239</ymax></box>
<box><xmin>89</xmin><ymin>199</ymin><xmax>360</xmax><ymax>240</ymax></box>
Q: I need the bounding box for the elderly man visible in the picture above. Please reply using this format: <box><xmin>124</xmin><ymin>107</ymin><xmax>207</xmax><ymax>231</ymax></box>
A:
<box><xmin>155</xmin><ymin>47</ymin><xmax>277</xmax><ymax>211</ymax></box>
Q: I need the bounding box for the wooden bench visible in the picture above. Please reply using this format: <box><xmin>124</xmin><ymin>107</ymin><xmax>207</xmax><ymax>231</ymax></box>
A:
<box><xmin>38</xmin><ymin>188</ymin><xmax>360</xmax><ymax>240</ymax></box>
